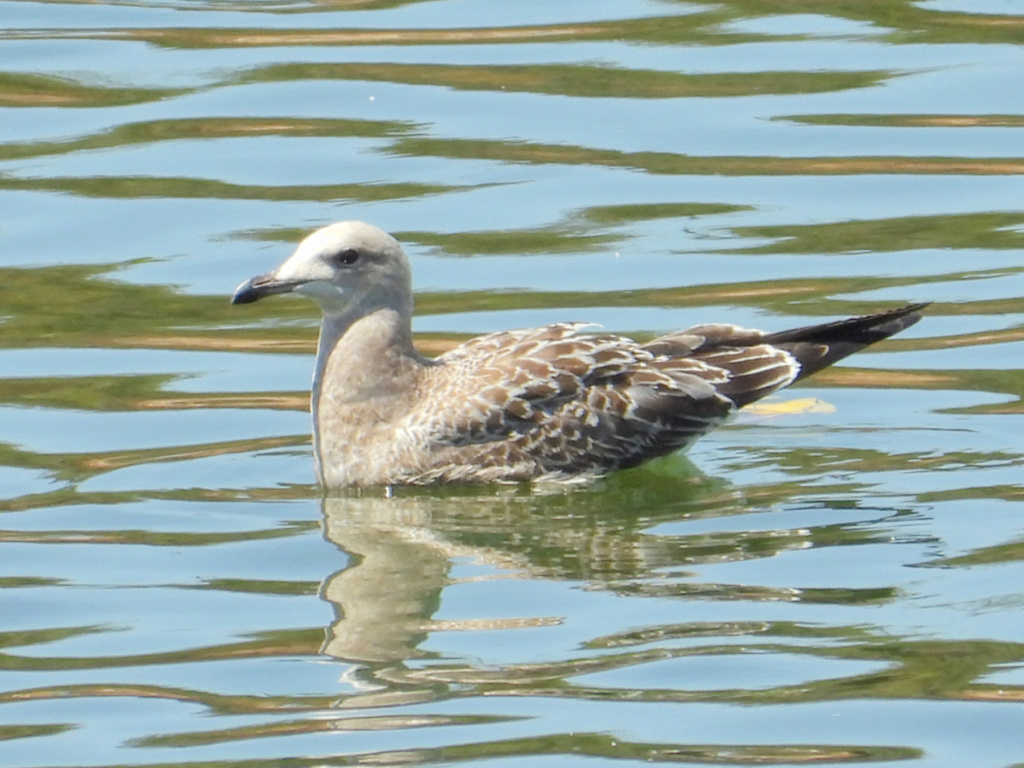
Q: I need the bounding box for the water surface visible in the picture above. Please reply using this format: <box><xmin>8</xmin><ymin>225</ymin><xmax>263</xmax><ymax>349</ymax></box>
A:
<box><xmin>2</xmin><ymin>1</ymin><xmax>1024</xmax><ymax>766</ymax></box>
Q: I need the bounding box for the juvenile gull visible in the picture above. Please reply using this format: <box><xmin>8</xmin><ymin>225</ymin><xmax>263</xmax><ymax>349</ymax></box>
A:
<box><xmin>232</xmin><ymin>221</ymin><xmax>926</xmax><ymax>488</ymax></box>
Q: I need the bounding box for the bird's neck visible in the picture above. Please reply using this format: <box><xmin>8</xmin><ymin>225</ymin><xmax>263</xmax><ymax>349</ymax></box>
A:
<box><xmin>313</xmin><ymin>307</ymin><xmax>425</xmax><ymax>409</ymax></box>
<box><xmin>311</xmin><ymin>307</ymin><xmax>426</xmax><ymax>483</ymax></box>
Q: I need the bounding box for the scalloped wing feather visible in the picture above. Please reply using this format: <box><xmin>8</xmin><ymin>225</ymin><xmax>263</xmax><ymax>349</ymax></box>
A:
<box><xmin>410</xmin><ymin>324</ymin><xmax>753</xmax><ymax>476</ymax></box>
<box><xmin>386</xmin><ymin>304</ymin><xmax>925</xmax><ymax>484</ymax></box>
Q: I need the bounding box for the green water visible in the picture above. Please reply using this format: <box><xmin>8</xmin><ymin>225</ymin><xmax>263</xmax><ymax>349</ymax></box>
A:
<box><xmin>2</xmin><ymin>1</ymin><xmax>1024</xmax><ymax>766</ymax></box>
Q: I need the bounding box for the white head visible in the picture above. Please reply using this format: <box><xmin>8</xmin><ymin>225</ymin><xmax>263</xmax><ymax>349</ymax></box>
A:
<box><xmin>232</xmin><ymin>221</ymin><xmax>412</xmax><ymax>317</ymax></box>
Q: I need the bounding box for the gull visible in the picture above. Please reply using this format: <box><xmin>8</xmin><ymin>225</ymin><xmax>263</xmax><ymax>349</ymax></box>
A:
<box><xmin>232</xmin><ymin>221</ymin><xmax>926</xmax><ymax>487</ymax></box>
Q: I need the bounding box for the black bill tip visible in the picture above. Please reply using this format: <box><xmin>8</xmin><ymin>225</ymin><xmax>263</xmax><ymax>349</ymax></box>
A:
<box><xmin>231</xmin><ymin>277</ymin><xmax>261</xmax><ymax>305</ymax></box>
<box><xmin>231</xmin><ymin>273</ymin><xmax>303</xmax><ymax>305</ymax></box>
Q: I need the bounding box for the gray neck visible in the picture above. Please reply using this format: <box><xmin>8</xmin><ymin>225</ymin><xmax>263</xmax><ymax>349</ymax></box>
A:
<box><xmin>310</xmin><ymin>305</ymin><xmax>425</xmax><ymax>482</ymax></box>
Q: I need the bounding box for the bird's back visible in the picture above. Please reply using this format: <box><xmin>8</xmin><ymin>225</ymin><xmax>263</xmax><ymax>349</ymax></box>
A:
<box><xmin>393</xmin><ymin>305</ymin><xmax>925</xmax><ymax>484</ymax></box>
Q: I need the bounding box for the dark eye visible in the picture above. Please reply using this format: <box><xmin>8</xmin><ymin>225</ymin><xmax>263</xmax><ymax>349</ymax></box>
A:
<box><xmin>332</xmin><ymin>248</ymin><xmax>360</xmax><ymax>266</ymax></box>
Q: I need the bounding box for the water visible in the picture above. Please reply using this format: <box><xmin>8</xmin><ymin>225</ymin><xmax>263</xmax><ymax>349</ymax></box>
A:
<box><xmin>2</xmin><ymin>1</ymin><xmax>1024</xmax><ymax>766</ymax></box>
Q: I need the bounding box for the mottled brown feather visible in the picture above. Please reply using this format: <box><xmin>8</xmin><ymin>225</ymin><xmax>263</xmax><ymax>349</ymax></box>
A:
<box><xmin>401</xmin><ymin>305</ymin><xmax>927</xmax><ymax>482</ymax></box>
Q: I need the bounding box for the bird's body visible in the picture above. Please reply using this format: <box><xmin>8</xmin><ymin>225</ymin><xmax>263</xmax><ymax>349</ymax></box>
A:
<box><xmin>233</xmin><ymin>221</ymin><xmax>926</xmax><ymax>488</ymax></box>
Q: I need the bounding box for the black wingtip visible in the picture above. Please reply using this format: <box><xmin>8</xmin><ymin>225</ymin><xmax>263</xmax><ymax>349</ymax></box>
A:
<box><xmin>764</xmin><ymin>302</ymin><xmax>929</xmax><ymax>383</ymax></box>
<box><xmin>878</xmin><ymin>301</ymin><xmax>930</xmax><ymax>327</ymax></box>
<box><xmin>764</xmin><ymin>302</ymin><xmax>929</xmax><ymax>346</ymax></box>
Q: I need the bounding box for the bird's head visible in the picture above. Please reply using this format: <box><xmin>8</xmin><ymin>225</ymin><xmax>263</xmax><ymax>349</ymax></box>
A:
<box><xmin>232</xmin><ymin>221</ymin><xmax>412</xmax><ymax>316</ymax></box>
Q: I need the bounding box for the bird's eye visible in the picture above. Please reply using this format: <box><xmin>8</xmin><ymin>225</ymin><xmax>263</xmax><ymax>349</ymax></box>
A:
<box><xmin>332</xmin><ymin>248</ymin><xmax>360</xmax><ymax>267</ymax></box>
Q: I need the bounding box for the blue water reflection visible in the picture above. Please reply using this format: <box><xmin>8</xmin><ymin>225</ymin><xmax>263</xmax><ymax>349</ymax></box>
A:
<box><xmin>2</xmin><ymin>1</ymin><xmax>1024</xmax><ymax>767</ymax></box>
